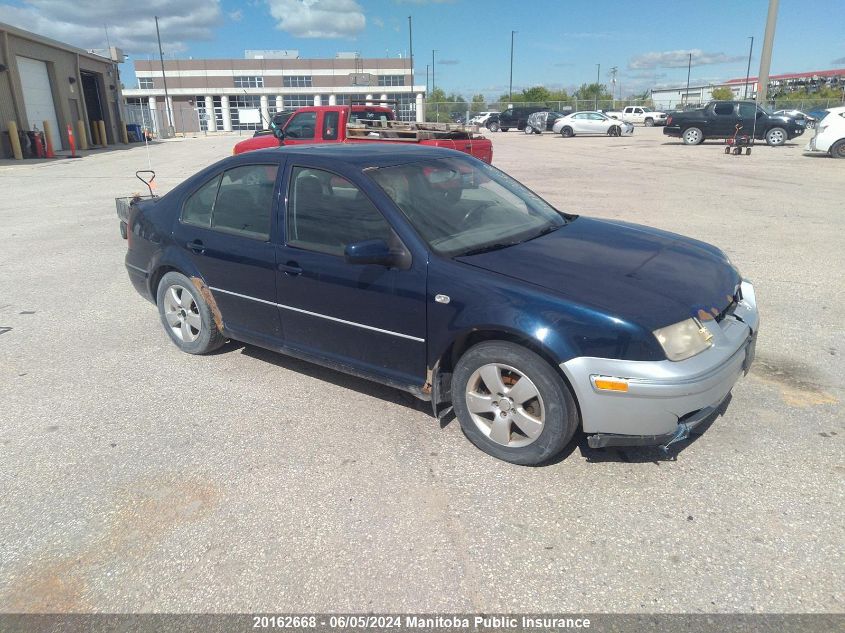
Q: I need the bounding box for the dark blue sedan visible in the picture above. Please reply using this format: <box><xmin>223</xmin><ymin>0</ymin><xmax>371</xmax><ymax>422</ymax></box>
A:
<box><xmin>122</xmin><ymin>144</ymin><xmax>758</xmax><ymax>464</ymax></box>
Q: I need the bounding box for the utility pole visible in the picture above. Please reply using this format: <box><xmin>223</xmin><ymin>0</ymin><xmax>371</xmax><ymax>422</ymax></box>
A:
<box><xmin>756</xmin><ymin>0</ymin><xmax>779</xmax><ymax>104</ymax></box>
<box><xmin>595</xmin><ymin>63</ymin><xmax>600</xmax><ymax>110</ymax></box>
<box><xmin>685</xmin><ymin>53</ymin><xmax>692</xmax><ymax>105</ymax></box>
<box><xmin>609</xmin><ymin>66</ymin><xmax>618</xmax><ymax>103</ymax></box>
<box><xmin>431</xmin><ymin>49</ymin><xmax>436</xmax><ymax>95</ymax></box>
<box><xmin>425</xmin><ymin>64</ymin><xmax>430</xmax><ymax>96</ymax></box>
<box><xmin>744</xmin><ymin>36</ymin><xmax>755</xmax><ymax>99</ymax></box>
<box><xmin>509</xmin><ymin>31</ymin><xmax>516</xmax><ymax>101</ymax></box>
<box><xmin>155</xmin><ymin>16</ymin><xmax>174</xmax><ymax>136</ymax></box>
<box><xmin>408</xmin><ymin>16</ymin><xmax>414</xmax><ymax>91</ymax></box>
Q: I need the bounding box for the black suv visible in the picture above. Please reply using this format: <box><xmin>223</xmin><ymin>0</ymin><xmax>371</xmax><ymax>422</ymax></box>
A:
<box><xmin>486</xmin><ymin>107</ymin><xmax>549</xmax><ymax>132</ymax></box>
<box><xmin>663</xmin><ymin>101</ymin><xmax>805</xmax><ymax>146</ymax></box>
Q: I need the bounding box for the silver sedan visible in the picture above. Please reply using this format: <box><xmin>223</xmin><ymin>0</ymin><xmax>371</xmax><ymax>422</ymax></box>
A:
<box><xmin>552</xmin><ymin>111</ymin><xmax>635</xmax><ymax>137</ymax></box>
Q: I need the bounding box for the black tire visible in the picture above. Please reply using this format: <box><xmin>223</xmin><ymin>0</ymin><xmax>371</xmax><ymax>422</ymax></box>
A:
<box><xmin>451</xmin><ymin>341</ymin><xmax>579</xmax><ymax>465</ymax></box>
<box><xmin>644</xmin><ymin>118</ymin><xmax>654</xmax><ymax>127</ymax></box>
<box><xmin>487</xmin><ymin>121</ymin><xmax>500</xmax><ymax>132</ymax></box>
<box><xmin>682</xmin><ymin>126</ymin><xmax>704</xmax><ymax>145</ymax></box>
<box><xmin>156</xmin><ymin>271</ymin><xmax>226</xmax><ymax>355</ymax></box>
<box><xmin>607</xmin><ymin>125</ymin><xmax>621</xmax><ymax>137</ymax></box>
<box><xmin>501</xmin><ymin>127</ymin><xmax>510</xmax><ymax>132</ymax></box>
<box><xmin>765</xmin><ymin>126</ymin><xmax>787</xmax><ymax>146</ymax></box>
<box><xmin>830</xmin><ymin>139</ymin><xmax>845</xmax><ymax>159</ymax></box>
<box><xmin>560</xmin><ymin>126</ymin><xmax>574</xmax><ymax>138</ymax></box>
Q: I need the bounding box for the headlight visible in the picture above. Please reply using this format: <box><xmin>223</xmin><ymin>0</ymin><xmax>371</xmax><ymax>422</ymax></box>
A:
<box><xmin>653</xmin><ymin>318</ymin><xmax>713</xmax><ymax>361</ymax></box>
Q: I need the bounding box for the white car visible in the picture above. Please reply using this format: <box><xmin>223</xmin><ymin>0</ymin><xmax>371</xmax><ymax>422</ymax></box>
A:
<box><xmin>605</xmin><ymin>106</ymin><xmax>668</xmax><ymax>126</ymax></box>
<box><xmin>805</xmin><ymin>107</ymin><xmax>845</xmax><ymax>158</ymax></box>
<box><xmin>552</xmin><ymin>111</ymin><xmax>634</xmax><ymax>137</ymax></box>
<box><xmin>470</xmin><ymin>111</ymin><xmax>500</xmax><ymax>126</ymax></box>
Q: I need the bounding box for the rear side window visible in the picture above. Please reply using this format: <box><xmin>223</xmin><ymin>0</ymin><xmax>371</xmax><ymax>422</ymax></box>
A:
<box><xmin>714</xmin><ymin>103</ymin><xmax>735</xmax><ymax>116</ymax></box>
<box><xmin>181</xmin><ymin>164</ymin><xmax>278</xmax><ymax>240</ymax></box>
<box><xmin>322</xmin><ymin>111</ymin><xmax>339</xmax><ymax>140</ymax></box>
<box><xmin>182</xmin><ymin>175</ymin><xmax>220</xmax><ymax>228</ymax></box>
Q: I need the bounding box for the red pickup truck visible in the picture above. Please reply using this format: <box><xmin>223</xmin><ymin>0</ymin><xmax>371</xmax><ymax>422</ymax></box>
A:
<box><xmin>232</xmin><ymin>105</ymin><xmax>493</xmax><ymax>164</ymax></box>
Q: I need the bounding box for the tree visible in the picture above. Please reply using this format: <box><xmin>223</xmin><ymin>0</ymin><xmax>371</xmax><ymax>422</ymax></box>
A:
<box><xmin>574</xmin><ymin>83</ymin><xmax>613</xmax><ymax>102</ymax></box>
<box><xmin>520</xmin><ymin>86</ymin><xmax>551</xmax><ymax>104</ymax></box>
<box><xmin>710</xmin><ymin>86</ymin><xmax>734</xmax><ymax>100</ymax></box>
<box><xmin>471</xmin><ymin>94</ymin><xmax>487</xmax><ymax>111</ymax></box>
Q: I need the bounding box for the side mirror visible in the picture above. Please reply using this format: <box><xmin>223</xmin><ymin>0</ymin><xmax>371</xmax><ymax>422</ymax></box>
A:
<box><xmin>271</xmin><ymin>123</ymin><xmax>285</xmax><ymax>141</ymax></box>
<box><xmin>344</xmin><ymin>239</ymin><xmax>394</xmax><ymax>267</ymax></box>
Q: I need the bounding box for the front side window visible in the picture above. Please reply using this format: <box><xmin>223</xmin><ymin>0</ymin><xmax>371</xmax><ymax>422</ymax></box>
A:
<box><xmin>285</xmin><ymin>112</ymin><xmax>316</xmax><ymax>139</ymax></box>
<box><xmin>368</xmin><ymin>157</ymin><xmax>568</xmax><ymax>256</ymax></box>
<box><xmin>181</xmin><ymin>165</ymin><xmax>277</xmax><ymax>240</ymax></box>
<box><xmin>287</xmin><ymin>167</ymin><xmax>394</xmax><ymax>256</ymax></box>
<box><xmin>738</xmin><ymin>103</ymin><xmax>756</xmax><ymax>118</ymax></box>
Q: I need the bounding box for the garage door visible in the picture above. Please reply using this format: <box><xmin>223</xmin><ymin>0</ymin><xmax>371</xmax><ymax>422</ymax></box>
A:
<box><xmin>16</xmin><ymin>56</ymin><xmax>63</xmax><ymax>150</ymax></box>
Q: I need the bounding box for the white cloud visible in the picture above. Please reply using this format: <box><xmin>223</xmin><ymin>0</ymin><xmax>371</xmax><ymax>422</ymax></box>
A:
<box><xmin>629</xmin><ymin>49</ymin><xmax>744</xmax><ymax>70</ymax></box>
<box><xmin>266</xmin><ymin>0</ymin><xmax>366</xmax><ymax>39</ymax></box>
<box><xmin>229</xmin><ymin>9</ymin><xmax>244</xmax><ymax>21</ymax></box>
<box><xmin>372</xmin><ymin>16</ymin><xmax>385</xmax><ymax>28</ymax></box>
<box><xmin>0</xmin><ymin>0</ymin><xmax>222</xmax><ymax>54</ymax></box>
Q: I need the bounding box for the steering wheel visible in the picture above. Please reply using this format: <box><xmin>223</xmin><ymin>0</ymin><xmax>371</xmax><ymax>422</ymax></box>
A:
<box><xmin>461</xmin><ymin>201</ymin><xmax>496</xmax><ymax>227</ymax></box>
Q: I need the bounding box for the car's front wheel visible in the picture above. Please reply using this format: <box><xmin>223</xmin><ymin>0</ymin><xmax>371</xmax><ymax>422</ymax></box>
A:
<box><xmin>830</xmin><ymin>139</ymin><xmax>845</xmax><ymax>159</ymax></box>
<box><xmin>682</xmin><ymin>126</ymin><xmax>704</xmax><ymax>145</ymax></box>
<box><xmin>608</xmin><ymin>125</ymin><xmax>621</xmax><ymax>137</ymax></box>
<box><xmin>452</xmin><ymin>341</ymin><xmax>579</xmax><ymax>465</ymax></box>
<box><xmin>156</xmin><ymin>271</ymin><xmax>226</xmax><ymax>354</ymax></box>
<box><xmin>765</xmin><ymin>127</ymin><xmax>787</xmax><ymax>146</ymax></box>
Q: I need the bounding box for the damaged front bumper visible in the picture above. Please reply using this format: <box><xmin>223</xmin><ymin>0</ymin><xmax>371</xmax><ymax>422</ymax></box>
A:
<box><xmin>560</xmin><ymin>281</ymin><xmax>759</xmax><ymax>450</ymax></box>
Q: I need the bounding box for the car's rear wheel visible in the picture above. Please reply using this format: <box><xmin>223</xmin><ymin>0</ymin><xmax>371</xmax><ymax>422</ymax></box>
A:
<box><xmin>452</xmin><ymin>341</ymin><xmax>579</xmax><ymax>465</ymax></box>
<box><xmin>830</xmin><ymin>139</ymin><xmax>845</xmax><ymax>159</ymax></box>
<box><xmin>645</xmin><ymin>118</ymin><xmax>654</xmax><ymax>127</ymax></box>
<box><xmin>682</xmin><ymin>127</ymin><xmax>704</xmax><ymax>145</ymax></box>
<box><xmin>560</xmin><ymin>126</ymin><xmax>574</xmax><ymax>138</ymax></box>
<box><xmin>523</xmin><ymin>125</ymin><xmax>534</xmax><ymax>134</ymax></box>
<box><xmin>487</xmin><ymin>121</ymin><xmax>500</xmax><ymax>132</ymax></box>
<box><xmin>156</xmin><ymin>271</ymin><xmax>226</xmax><ymax>355</ymax></box>
<box><xmin>765</xmin><ymin>127</ymin><xmax>787</xmax><ymax>146</ymax></box>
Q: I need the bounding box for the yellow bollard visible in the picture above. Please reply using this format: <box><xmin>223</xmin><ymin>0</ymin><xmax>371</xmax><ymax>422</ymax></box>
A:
<box><xmin>90</xmin><ymin>120</ymin><xmax>101</xmax><ymax>146</ymax></box>
<box><xmin>42</xmin><ymin>120</ymin><xmax>56</xmax><ymax>157</ymax></box>
<box><xmin>98</xmin><ymin>120</ymin><xmax>108</xmax><ymax>146</ymax></box>
<box><xmin>120</xmin><ymin>123</ymin><xmax>128</xmax><ymax>144</ymax></box>
<box><xmin>7</xmin><ymin>121</ymin><xmax>23</xmax><ymax>159</ymax></box>
<box><xmin>76</xmin><ymin>120</ymin><xmax>88</xmax><ymax>150</ymax></box>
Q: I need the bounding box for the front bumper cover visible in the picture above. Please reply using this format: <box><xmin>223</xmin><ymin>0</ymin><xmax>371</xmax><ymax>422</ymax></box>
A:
<box><xmin>560</xmin><ymin>281</ymin><xmax>759</xmax><ymax>447</ymax></box>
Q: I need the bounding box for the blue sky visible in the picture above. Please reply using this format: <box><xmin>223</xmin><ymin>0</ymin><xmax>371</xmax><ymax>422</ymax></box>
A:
<box><xmin>2</xmin><ymin>0</ymin><xmax>844</xmax><ymax>98</ymax></box>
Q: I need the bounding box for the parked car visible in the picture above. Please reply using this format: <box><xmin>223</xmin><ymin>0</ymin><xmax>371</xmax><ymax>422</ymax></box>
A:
<box><xmin>663</xmin><ymin>101</ymin><xmax>805</xmax><ymax>146</ymax></box>
<box><xmin>605</xmin><ymin>106</ymin><xmax>668</xmax><ymax>126</ymax></box>
<box><xmin>471</xmin><ymin>111</ymin><xmax>500</xmax><ymax>126</ymax></box>
<box><xmin>119</xmin><ymin>144</ymin><xmax>757</xmax><ymax>465</ymax></box>
<box><xmin>552</xmin><ymin>111</ymin><xmax>635</xmax><ymax>137</ymax></box>
<box><xmin>486</xmin><ymin>106</ymin><xmax>549</xmax><ymax>132</ymax></box>
<box><xmin>524</xmin><ymin>110</ymin><xmax>571</xmax><ymax>134</ymax></box>
<box><xmin>805</xmin><ymin>106</ymin><xmax>845</xmax><ymax>158</ymax></box>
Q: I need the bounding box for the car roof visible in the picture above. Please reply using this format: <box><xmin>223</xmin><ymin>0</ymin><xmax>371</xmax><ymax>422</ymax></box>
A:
<box><xmin>231</xmin><ymin>143</ymin><xmax>466</xmax><ymax>167</ymax></box>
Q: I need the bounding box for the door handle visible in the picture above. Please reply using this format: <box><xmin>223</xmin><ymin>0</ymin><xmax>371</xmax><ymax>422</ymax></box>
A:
<box><xmin>187</xmin><ymin>240</ymin><xmax>205</xmax><ymax>254</ymax></box>
<box><xmin>278</xmin><ymin>261</ymin><xmax>302</xmax><ymax>276</ymax></box>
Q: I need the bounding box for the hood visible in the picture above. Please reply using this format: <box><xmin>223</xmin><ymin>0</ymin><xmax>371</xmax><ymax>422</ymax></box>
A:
<box><xmin>455</xmin><ymin>217</ymin><xmax>741</xmax><ymax>331</ymax></box>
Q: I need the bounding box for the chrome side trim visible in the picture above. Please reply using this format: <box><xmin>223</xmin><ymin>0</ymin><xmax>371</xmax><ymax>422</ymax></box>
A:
<box><xmin>208</xmin><ymin>286</ymin><xmax>426</xmax><ymax>343</ymax></box>
<box><xmin>125</xmin><ymin>262</ymin><xmax>149</xmax><ymax>275</ymax></box>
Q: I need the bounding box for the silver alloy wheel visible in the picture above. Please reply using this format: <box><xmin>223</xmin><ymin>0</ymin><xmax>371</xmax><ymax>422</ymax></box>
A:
<box><xmin>465</xmin><ymin>363</ymin><xmax>545</xmax><ymax>448</ymax></box>
<box><xmin>766</xmin><ymin>128</ymin><xmax>786</xmax><ymax>145</ymax></box>
<box><xmin>683</xmin><ymin>128</ymin><xmax>702</xmax><ymax>144</ymax></box>
<box><xmin>645</xmin><ymin>118</ymin><xmax>654</xmax><ymax>127</ymax></box>
<box><xmin>162</xmin><ymin>284</ymin><xmax>202</xmax><ymax>342</ymax></box>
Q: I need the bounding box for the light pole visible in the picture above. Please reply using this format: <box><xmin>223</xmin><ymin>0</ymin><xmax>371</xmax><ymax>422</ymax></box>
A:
<box><xmin>595</xmin><ymin>63</ymin><xmax>600</xmax><ymax>110</ymax></box>
<box><xmin>744</xmin><ymin>36</ymin><xmax>754</xmax><ymax>99</ymax></box>
<box><xmin>431</xmin><ymin>49</ymin><xmax>436</xmax><ymax>94</ymax></box>
<box><xmin>685</xmin><ymin>53</ymin><xmax>692</xmax><ymax>105</ymax></box>
<box><xmin>757</xmin><ymin>0</ymin><xmax>779</xmax><ymax>104</ymax></box>
<box><xmin>408</xmin><ymin>16</ymin><xmax>414</xmax><ymax>92</ymax></box>
<box><xmin>426</xmin><ymin>64</ymin><xmax>430</xmax><ymax>96</ymax></box>
<box><xmin>155</xmin><ymin>15</ymin><xmax>174</xmax><ymax>136</ymax></box>
<box><xmin>509</xmin><ymin>31</ymin><xmax>516</xmax><ymax>101</ymax></box>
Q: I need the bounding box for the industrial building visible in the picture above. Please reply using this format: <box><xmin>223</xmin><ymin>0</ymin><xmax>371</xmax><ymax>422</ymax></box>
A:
<box><xmin>123</xmin><ymin>50</ymin><xmax>427</xmax><ymax>134</ymax></box>
<box><xmin>0</xmin><ymin>21</ymin><xmax>126</xmax><ymax>158</ymax></box>
<box><xmin>650</xmin><ymin>68</ymin><xmax>845</xmax><ymax>110</ymax></box>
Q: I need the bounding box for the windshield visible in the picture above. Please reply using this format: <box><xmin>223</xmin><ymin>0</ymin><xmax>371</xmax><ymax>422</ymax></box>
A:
<box><xmin>367</xmin><ymin>157</ymin><xmax>570</xmax><ymax>256</ymax></box>
<box><xmin>641</xmin><ymin>107</ymin><xmax>654</xmax><ymax>112</ymax></box>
